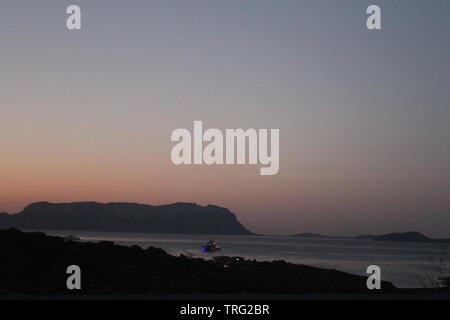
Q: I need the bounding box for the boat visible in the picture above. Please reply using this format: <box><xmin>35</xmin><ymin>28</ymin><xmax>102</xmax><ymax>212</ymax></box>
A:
<box><xmin>201</xmin><ymin>239</ymin><xmax>221</xmax><ymax>252</ymax></box>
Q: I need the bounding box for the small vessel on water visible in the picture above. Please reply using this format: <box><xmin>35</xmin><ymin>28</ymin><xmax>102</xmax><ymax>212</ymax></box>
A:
<box><xmin>201</xmin><ymin>239</ymin><xmax>221</xmax><ymax>252</ymax></box>
<box><xmin>63</xmin><ymin>234</ymin><xmax>81</xmax><ymax>241</ymax></box>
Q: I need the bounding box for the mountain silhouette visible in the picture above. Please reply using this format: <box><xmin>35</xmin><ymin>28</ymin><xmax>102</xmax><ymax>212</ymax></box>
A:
<box><xmin>0</xmin><ymin>201</ymin><xmax>253</xmax><ymax>235</ymax></box>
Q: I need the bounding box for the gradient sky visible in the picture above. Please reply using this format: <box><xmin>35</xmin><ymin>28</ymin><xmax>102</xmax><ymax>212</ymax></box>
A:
<box><xmin>0</xmin><ymin>0</ymin><xmax>449</xmax><ymax>236</ymax></box>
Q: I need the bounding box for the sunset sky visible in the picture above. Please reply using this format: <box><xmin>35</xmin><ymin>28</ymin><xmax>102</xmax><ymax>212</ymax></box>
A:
<box><xmin>1</xmin><ymin>0</ymin><xmax>449</xmax><ymax>237</ymax></box>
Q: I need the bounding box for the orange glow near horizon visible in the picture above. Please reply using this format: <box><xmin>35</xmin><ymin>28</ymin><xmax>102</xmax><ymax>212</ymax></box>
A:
<box><xmin>1</xmin><ymin>1</ymin><xmax>449</xmax><ymax>237</ymax></box>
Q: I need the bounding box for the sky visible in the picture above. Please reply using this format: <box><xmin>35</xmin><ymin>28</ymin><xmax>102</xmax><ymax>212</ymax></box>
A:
<box><xmin>0</xmin><ymin>0</ymin><xmax>449</xmax><ymax>237</ymax></box>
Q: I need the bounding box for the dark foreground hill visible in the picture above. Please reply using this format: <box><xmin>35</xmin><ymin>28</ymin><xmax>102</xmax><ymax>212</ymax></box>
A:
<box><xmin>1</xmin><ymin>229</ymin><xmax>448</xmax><ymax>295</ymax></box>
<box><xmin>0</xmin><ymin>201</ymin><xmax>252</xmax><ymax>235</ymax></box>
<box><xmin>0</xmin><ymin>228</ymin><xmax>406</xmax><ymax>295</ymax></box>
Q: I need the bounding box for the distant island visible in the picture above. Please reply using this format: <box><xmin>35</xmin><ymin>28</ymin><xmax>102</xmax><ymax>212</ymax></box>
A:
<box><xmin>0</xmin><ymin>201</ymin><xmax>253</xmax><ymax>235</ymax></box>
<box><xmin>292</xmin><ymin>231</ymin><xmax>450</xmax><ymax>244</ymax></box>
<box><xmin>356</xmin><ymin>232</ymin><xmax>450</xmax><ymax>243</ymax></box>
<box><xmin>1</xmin><ymin>202</ymin><xmax>448</xmax><ymax>243</ymax></box>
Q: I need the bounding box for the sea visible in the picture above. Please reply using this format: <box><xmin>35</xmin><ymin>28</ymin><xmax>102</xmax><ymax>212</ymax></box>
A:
<box><xmin>42</xmin><ymin>230</ymin><xmax>449</xmax><ymax>288</ymax></box>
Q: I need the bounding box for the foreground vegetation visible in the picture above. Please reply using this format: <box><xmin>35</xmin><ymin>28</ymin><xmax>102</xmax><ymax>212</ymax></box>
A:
<box><xmin>0</xmin><ymin>228</ymin><xmax>448</xmax><ymax>295</ymax></box>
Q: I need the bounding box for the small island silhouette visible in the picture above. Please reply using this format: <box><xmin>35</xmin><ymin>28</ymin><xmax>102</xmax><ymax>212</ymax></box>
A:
<box><xmin>1</xmin><ymin>202</ymin><xmax>448</xmax><ymax>244</ymax></box>
<box><xmin>292</xmin><ymin>232</ymin><xmax>450</xmax><ymax>244</ymax></box>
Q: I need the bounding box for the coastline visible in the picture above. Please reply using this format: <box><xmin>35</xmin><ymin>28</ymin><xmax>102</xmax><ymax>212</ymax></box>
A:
<box><xmin>1</xmin><ymin>228</ymin><xmax>449</xmax><ymax>296</ymax></box>
<box><xmin>19</xmin><ymin>228</ymin><xmax>450</xmax><ymax>289</ymax></box>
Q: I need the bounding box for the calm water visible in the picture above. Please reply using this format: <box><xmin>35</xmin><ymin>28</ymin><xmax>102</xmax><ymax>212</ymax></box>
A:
<box><xmin>44</xmin><ymin>230</ymin><xmax>449</xmax><ymax>288</ymax></box>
